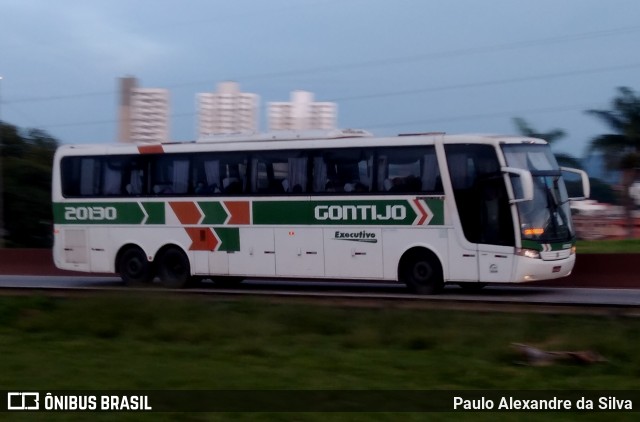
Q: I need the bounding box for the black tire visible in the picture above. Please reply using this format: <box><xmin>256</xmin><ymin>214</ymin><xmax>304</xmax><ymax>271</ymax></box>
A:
<box><xmin>118</xmin><ymin>247</ymin><xmax>153</xmax><ymax>285</ymax></box>
<box><xmin>156</xmin><ymin>247</ymin><xmax>191</xmax><ymax>288</ymax></box>
<box><xmin>400</xmin><ymin>250</ymin><xmax>443</xmax><ymax>295</ymax></box>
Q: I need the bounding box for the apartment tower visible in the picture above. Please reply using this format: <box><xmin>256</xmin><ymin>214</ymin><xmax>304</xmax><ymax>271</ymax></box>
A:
<box><xmin>197</xmin><ymin>81</ymin><xmax>259</xmax><ymax>136</ymax></box>
<box><xmin>118</xmin><ymin>76</ymin><xmax>170</xmax><ymax>143</ymax></box>
<box><xmin>268</xmin><ymin>90</ymin><xmax>337</xmax><ymax>131</ymax></box>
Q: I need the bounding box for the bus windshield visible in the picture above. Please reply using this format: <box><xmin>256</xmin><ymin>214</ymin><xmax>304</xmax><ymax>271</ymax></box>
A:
<box><xmin>502</xmin><ymin>144</ymin><xmax>574</xmax><ymax>243</ymax></box>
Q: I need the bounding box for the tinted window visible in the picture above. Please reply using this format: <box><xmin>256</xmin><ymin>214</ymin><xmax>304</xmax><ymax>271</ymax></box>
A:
<box><xmin>60</xmin><ymin>145</ymin><xmax>443</xmax><ymax>198</ymax></box>
<box><xmin>61</xmin><ymin>156</ymin><xmax>102</xmax><ymax>197</ymax></box>
<box><xmin>251</xmin><ymin>151</ymin><xmax>308</xmax><ymax>194</ymax></box>
<box><xmin>149</xmin><ymin>154</ymin><xmax>189</xmax><ymax>195</ymax></box>
<box><xmin>376</xmin><ymin>146</ymin><xmax>441</xmax><ymax>193</ymax></box>
<box><xmin>191</xmin><ymin>152</ymin><xmax>249</xmax><ymax>195</ymax></box>
<box><xmin>312</xmin><ymin>149</ymin><xmax>373</xmax><ymax>193</ymax></box>
<box><xmin>61</xmin><ymin>155</ymin><xmax>147</xmax><ymax>197</ymax></box>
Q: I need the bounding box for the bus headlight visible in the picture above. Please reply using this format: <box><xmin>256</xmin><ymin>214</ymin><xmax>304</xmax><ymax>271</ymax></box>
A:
<box><xmin>570</xmin><ymin>246</ymin><xmax>576</xmax><ymax>255</ymax></box>
<box><xmin>516</xmin><ymin>248</ymin><xmax>540</xmax><ymax>259</ymax></box>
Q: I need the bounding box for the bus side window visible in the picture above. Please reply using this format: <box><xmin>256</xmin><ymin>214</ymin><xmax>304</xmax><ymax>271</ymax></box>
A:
<box><xmin>376</xmin><ymin>146</ymin><xmax>440</xmax><ymax>194</ymax></box>
<box><xmin>220</xmin><ymin>153</ymin><xmax>248</xmax><ymax>195</ymax></box>
<box><xmin>103</xmin><ymin>157</ymin><xmax>125</xmax><ymax>196</ymax></box>
<box><xmin>312</xmin><ymin>156</ymin><xmax>328</xmax><ymax>193</ymax></box>
<box><xmin>61</xmin><ymin>156</ymin><xmax>102</xmax><ymax>197</ymax></box>
<box><xmin>251</xmin><ymin>151</ymin><xmax>307</xmax><ymax>194</ymax></box>
<box><xmin>150</xmin><ymin>155</ymin><xmax>190</xmax><ymax>195</ymax></box>
<box><xmin>319</xmin><ymin>149</ymin><xmax>373</xmax><ymax>194</ymax></box>
<box><xmin>193</xmin><ymin>156</ymin><xmax>222</xmax><ymax>195</ymax></box>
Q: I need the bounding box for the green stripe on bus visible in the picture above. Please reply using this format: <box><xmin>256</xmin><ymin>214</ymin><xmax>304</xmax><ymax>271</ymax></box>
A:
<box><xmin>215</xmin><ymin>228</ymin><xmax>240</xmax><ymax>252</ymax></box>
<box><xmin>53</xmin><ymin>202</ymin><xmax>153</xmax><ymax>225</ymax></box>
<box><xmin>54</xmin><ymin>197</ymin><xmax>445</xmax><ymax>227</ymax></box>
<box><xmin>426</xmin><ymin>198</ymin><xmax>444</xmax><ymax>225</ymax></box>
<box><xmin>198</xmin><ymin>202</ymin><xmax>228</xmax><ymax>225</ymax></box>
<box><xmin>142</xmin><ymin>202</ymin><xmax>165</xmax><ymax>225</ymax></box>
<box><xmin>253</xmin><ymin>198</ymin><xmax>444</xmax><ymax>226</ymax></box>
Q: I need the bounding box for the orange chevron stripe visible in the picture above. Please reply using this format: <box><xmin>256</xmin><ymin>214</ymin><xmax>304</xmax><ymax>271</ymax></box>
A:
<box><xmin>137</xmin><ymin>144</ymin><xmax>165</xmax><ymax>154</ymax></box>
<box><xmin>170</xmin><ymin>202</ymin><xmax>202</xmax><ymax>224</ymax></box>
<box><xmin>224</xmin><ymin>201</ymin><xmax>250</xmax><ymax>225</ymax></box>
<box><xmin>185</xmin><ymin>228</ymin><xmax>219</xmax><ymax>251</ymax></box>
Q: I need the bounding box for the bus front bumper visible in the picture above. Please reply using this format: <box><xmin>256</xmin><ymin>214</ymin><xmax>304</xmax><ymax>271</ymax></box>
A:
<box><xmin>512</xmin><ymin>254</ymin><xmax>576</xmax><ymax>282</ymax></box>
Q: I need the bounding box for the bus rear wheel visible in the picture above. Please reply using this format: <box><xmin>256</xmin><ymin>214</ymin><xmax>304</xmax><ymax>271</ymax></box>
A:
<box><xmin>400</xmin><ymin>250</ymin><xmax>443</xmax><ymax>295</ymax></box>
<box><xmin>118</xmin><ymin>247</ymin><xmax>153</xmax><ymax>285</ymax></box>
<box><xmin>156</xmin><ymin>247</ymin><xmax>191</xmax><ymax>288</ymax></box>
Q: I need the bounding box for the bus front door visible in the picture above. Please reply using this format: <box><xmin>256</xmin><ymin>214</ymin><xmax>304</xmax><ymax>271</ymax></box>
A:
<box><xmin>445</xmin><ymin>144</ymin><xmax>516</xmax><ymax>284</ymax></box>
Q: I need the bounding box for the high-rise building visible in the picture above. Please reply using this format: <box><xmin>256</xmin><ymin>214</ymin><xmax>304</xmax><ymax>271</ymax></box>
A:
<box><xmin>268</xmin><ymin>90</ymin><xmax>337</xmax><ymax>131</ymax></box>
<box><xmin>197</xmin><ymin>81</ymin><xmax>259</xmax><ymax>136</ymax></box>
<box><xmin>118</xmin><ymin>76</ymin><xmax>170</xmax><ymax>143</ymax></box>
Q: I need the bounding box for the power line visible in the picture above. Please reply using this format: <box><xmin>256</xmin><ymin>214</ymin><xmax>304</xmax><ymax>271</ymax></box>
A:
<box><xmin>225</xmin><ymin>24</ymin><xmax>640</xmax><ymax>82</ymax></box>
<box><xmin>5</xmin><ymin>23</ymin><xmax>640</xmax><ymax>105</ymax></box>
<box><xmin>328</xmin><ymin>62</ymin><xmax>640</xmax><ymax>103</ymax></box>
<box><xmin>361</xmin><ymin>103</ymin><xmax>596</xmax><ymax>130</ymax></box>
<box><xmin>34</xmin><ymin>60</ymin><xmax>638</xmax><ymax>131</ymax></box>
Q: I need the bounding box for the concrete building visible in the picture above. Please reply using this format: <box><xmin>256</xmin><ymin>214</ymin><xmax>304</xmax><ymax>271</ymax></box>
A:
<box><xmin>197</xmin><ymin>81</ymin><xmax>259</xmax><ymax>136</ymax></box>
<box><xmin>268</xmin><ymin>90</ymin><xmax>337</xmax><ymax>131</ymax></box>
<box><xmin>118</xmin><ymin>76</ymin><xmax>170</xmax><ymax>143</ymax></box>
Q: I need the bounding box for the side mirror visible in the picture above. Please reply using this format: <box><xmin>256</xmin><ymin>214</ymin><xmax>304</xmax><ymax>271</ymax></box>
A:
<box><xmin>502</xmin><ymin>167</ymin><xmax>534</xmax><ymax>203</ymax></box>
<box><xmin>560</xmin><ymin>167</ymin><xmax>590</xmax><ymax>200</ymax></box>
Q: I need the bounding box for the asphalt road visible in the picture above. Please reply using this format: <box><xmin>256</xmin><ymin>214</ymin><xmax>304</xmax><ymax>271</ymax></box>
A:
<box><xmin>1</xmin><ymin>275</ymin><xmax>640</xmax><ymax>307</ymax></box>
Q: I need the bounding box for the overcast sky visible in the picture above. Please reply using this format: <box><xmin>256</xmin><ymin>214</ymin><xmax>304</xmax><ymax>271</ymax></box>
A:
<box><xmin>1</xmin><ymin>0</ymin><xmax>639</xmax><ymax>157</ymax></box>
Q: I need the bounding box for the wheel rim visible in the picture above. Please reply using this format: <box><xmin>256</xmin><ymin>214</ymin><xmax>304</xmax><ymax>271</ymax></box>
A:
<box><xmin>126</xmin><ymin>258</ymin><xmax>143</xmax><ymax>277</ymax></box>
<box><xmin>120</xmin><ymin>248</ymin><xmax>151</xmax><ymax>283</ymax></box>
<box><xmin>412</xmin><ymin>261</ymin><xmax>432</xmax><ymax>284</ymax></box>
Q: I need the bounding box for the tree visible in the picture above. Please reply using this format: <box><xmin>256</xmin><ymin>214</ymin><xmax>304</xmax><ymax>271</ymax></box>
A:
<box><xmin>0</xmin><ymin>121</ymin><xmax>59</xmax><ymax>247</ymax></box>
<box><xmin>586</xmin><ymin>86</ymin><xmax>640</xmax><ymax>237</ymax></box>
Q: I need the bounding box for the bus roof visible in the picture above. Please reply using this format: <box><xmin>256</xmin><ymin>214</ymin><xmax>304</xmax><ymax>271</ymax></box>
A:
<box><xmin>55</xmin><ymin>131</ymin><xmax>547</xmax><ymax>156</ymax></box>
<box><xmin>197</xmin><ymin>128</ymin><xmax>373</xmax><ymax>143</ymax></box>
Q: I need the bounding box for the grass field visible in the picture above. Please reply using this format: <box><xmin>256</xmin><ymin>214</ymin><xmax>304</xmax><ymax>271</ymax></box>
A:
<box><xmin>1</xmin><ymin>294</ymin><xmax>639</xmax><ymax>421</ymax></box>
<box><xmin>577</xmin><ymin>239</ymin><xmax>640</xmax><ymax>253</ymax></box>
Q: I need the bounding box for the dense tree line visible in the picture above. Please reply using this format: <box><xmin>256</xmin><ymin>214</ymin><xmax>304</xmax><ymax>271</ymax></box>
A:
<box><xmin>0</xmin><ymin>122</ymin><xmax>58</xmax><ymax>247</ymax></box>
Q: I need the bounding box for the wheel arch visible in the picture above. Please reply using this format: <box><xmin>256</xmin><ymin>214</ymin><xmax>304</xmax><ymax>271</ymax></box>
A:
<box><xmin>398</xmin><ymin>245</ymin><xmax>445</xmax><ymax>294</ymax></box>
<box><xmin>397</xmin><ymin>245</ymin><xmax>445</xmax><ymax>282</ymax></box>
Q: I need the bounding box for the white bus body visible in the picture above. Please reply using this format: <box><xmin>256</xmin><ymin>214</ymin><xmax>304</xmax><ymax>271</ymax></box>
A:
<box><xmin>52</xmin><ymin>130</ymin><xmax>589</xmax><ymax>293</ymax></box>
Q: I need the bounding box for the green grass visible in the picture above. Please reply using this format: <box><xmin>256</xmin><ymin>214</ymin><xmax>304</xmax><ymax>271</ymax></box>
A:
<box><xmin>577</xmin><ymin>239</ymin><xmax>640</xmax><ymax>253</ymax></box>
<box><xmin>0</xmin><ymin>294</ymin><xmax>639</xmax><ymax>421</ymax></box>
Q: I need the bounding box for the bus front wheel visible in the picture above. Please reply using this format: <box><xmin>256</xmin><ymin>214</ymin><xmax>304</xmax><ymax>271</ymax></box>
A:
<box><xmin>118</xmin><ymin>247</ymin><xmax>153</xmax><ymax>285</ymax></box>
<box><xmin>400</xmin><ymin>250</ymin><xmax>443</xmax><ymax>295</ymax></box>
<box><xmin>156</xmin><ymin>246</ymin><xmax>191</xmax><ymax>288</ymax></box>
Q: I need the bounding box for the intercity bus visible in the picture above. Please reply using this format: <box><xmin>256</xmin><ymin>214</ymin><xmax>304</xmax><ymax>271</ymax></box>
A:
<box><xmin>51</xmin><ymin>129</ymin><xmax>589</xmax><ymax>293</ymax></box>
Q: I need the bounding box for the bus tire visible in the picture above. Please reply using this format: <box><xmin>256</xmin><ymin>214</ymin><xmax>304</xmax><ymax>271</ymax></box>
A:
<box><xmin>118</xmin><ymin>246</ymin><xmax>153</xmax><ymax>285</ymax></box>
<box><xmin>156</xmin><ymin>246</ymin><xmax>191</xmax><ymax>288</ymax></box>
<box><xmin>399</xmin><ymin>249</ymin><xmax>443</xmax><ymax>295</ymax></box>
